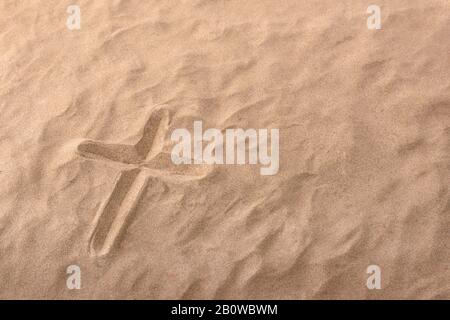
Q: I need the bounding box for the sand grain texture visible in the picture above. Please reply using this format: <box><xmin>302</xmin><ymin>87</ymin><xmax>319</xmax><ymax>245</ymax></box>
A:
<box><xmin>0</xmin><ymin>0</ymin><xmax>449</xmax><ymax>299</ymax></box>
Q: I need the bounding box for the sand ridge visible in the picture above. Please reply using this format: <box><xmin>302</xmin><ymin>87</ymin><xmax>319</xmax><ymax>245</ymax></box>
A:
<box><xmin>0</xmin><ymin>0</ymin><xmax>448</xmax><ymax>299</ymax></box>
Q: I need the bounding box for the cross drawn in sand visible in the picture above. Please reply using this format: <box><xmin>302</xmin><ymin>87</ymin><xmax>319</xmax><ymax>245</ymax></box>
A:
<box><xmin>76</xmin><ymin>109</ymin><xmax>206</xmax><ymax>257</ymax></box>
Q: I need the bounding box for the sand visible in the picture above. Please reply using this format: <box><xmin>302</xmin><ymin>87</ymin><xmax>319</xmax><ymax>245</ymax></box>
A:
<box><xmin>0</xmin><ymin>0</ymin><xmax>448</xmax><ymax>299</ymax></box>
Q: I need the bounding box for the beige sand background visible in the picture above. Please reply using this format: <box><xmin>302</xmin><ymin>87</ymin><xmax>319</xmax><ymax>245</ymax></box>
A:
<box><xmin>0</xmin><ymin>0</ymin><xmax>449</xmax><ymax>299</ymax></box>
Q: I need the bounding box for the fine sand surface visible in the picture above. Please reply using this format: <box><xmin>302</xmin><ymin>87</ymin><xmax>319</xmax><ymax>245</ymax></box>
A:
<box><xmin>0</xmin><ymin>0</ymin><xmax>449</xmax><ymax>299</ymax></box>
